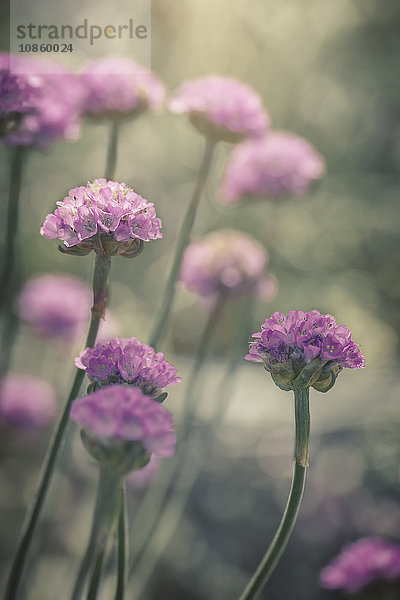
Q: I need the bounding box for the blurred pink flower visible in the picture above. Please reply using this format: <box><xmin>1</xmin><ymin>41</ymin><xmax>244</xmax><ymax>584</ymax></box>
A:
<box><xmin>81</xmin><ymin>56</ymin><xmax>165</xmax><ymax>117</ymax></box>
<box><xmin>220</xmin><ymin>131</ymin><xmax>325</xmax><ymax>204</ymax></box>
<box><xmin>169</xmin><ymin>76</ymin><xmax>269</xmax><ymax>142</ymax></box>
<box><xmin>18</xmin><ymin>274</ymin><xmax>116</xmax><ymax>345</ymax></box>
<box><xmin>0</xmin><ymin>374</ymin><xmax>57</xmax><ymax>430</ymax></box>
<box><xmin>1</xmin><ymin>53</ymin><xmax>85</xmax><ymax>149</ymax></box>
<box><xmin>180</xmin><ymin>229</ymin><xmax>277</xmax><ymax>300</ymax></box>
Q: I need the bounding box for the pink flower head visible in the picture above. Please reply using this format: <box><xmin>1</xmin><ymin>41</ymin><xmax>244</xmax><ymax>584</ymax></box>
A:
<box><xmin>81</xmin><ymin>56</ymin><xmax>166</xmax><ymax>118</ymax></box>
<box><xmin>220</xmin><ymin>131</ymin><xmax>325</xmax><ymax>204</ymax></box>
<box><xmin>71</xmin><ymin>385</ymin><xmax>176</xmax><ymax>457</ymax></box>
<box><xmin>319</xmin><ymin>538</ymin><xmax>400</xmax><ymax>594</ymax></box>
<box><xmin>246</xmin><ymin>310</ymin><xmax>365</xmax><ymax>392</ymax></box>
<box><xmin>40</xmin><ymin>178</ymin><xmax>162</xmax><ymax>255</ymax></box>
<box><xmin>0</xmin><ymin>374</ymin><xmax>57</xmax><ymax>430</ymax></box>
<box><xmin>180</xmin><ymin>229</ymin><xmax>277</xmax><ymax>300</ymax></box>
<box><xmin>75</xmin><ymin>337</ymin><xmax>181</xmax><ymax>396</ymax></box>
<box><xmin>169</xmin><ymin>76</ymin><xmax>269</xmax><ymax>143</ymax></box>
<box><xmin>17</xmin><ymin>274</ymin><xmax>116</xmax><ymax>345</ymax></box>
<box><xmin>1</xmin><ymin>53</ymin><xmax>85</xmax><ymax>149</ymax></box>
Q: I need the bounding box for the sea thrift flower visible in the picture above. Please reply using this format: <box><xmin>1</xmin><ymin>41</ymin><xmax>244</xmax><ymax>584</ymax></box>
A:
<box><xmin>40</xmin><ymin>178</ymin><xmax>162</xmax><ymax>256</ymax></box>
<box><xmin>0</xmin><ymin>374</ymin><xmax>57</xmax><ymax>430</ymax></box>
<box><xmin>71</xmin><ymin>385</ymin><xmax>176</xmax><ymax>473</ymax></box>
<box><xmin>18</xmin><ymin>274</ymin><xmax>116</xmax><ymax>345</ymax></box>
<box><xmin>320</xmin><ymin>538</ymin><xmax>400</xmax><ymax>594</ymax></box>
<box><xmin>1</xmin><ymin>53</ymin><xmax>85</xmax><ymax>149</ymax></box>
<box><xmin>246</xmin><ymin>310</ymin><xmax>365</xmax><ymax>392</ymax></box>
<box><xmin>180</xmin><ymin>229</ymin><xmax>277</xmax><ymax>300</ymax></box>
<box><xmin>81</xmin><ymin>56</ymin><xmax>165</xmax><ymax>118</ymax></box>
<box><xmin>0</xmin><ymin>56</ymin><xmax>34</xmax><ymax>138</ymax></box>
<box><xmin>75</xmin><ymin>337</ymin><xmax>181</xmax><ymax>396</ymax></box>
<box><xmin>169</xmin><ymin>76</ymin><xmax>269</xmax><ymax>143</ymax></box>
<box><xmin>220</xmin><ymin>131</ymin><xmax>325</xmax><ymax>204</ymax></box>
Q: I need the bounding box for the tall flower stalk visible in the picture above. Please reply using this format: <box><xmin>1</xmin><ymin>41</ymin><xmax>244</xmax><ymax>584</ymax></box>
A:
<box><xmin>150</xmin><ymin>74</ymin><xmax>270</xmax><ymax>349</ymax></box>
<box><xmin>149</xmin><ymin>137</ymin><xmax>216</xmax><ymax>348</ymax></box>
<box><xmin>105</xmin><ymin>117</ymin><xmax>120</xmax><ymax>180</ymax></box>
<box><xmin>238</xmin><ymin>310</ymin><xmax>365</xmax><ymax>600</ymax></box>
<box><xmin>5</xmin><ymin>179</ymin><xmax>162</xmax><ymax>600</ymax></box>
<box><xmin>0</xmin><ymin>146</ymin><xmax>26</xmax><ymax>380</ymax></box>
<box><xmin>5</xmin><ymin>252</ymin><xmax>110</xmax><ymax>600</ymax></box>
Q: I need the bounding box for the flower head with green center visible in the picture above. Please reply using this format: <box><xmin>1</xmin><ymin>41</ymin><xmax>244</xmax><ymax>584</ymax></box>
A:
<box><xmin>245</xmin><ymin>310</ymin><xmax>365</xmax><ymax>391</ymax></box>
<box><xmin>40</xmin><ymin>178</ymin><xmax>162</xmax><ymax>257</ymax></box>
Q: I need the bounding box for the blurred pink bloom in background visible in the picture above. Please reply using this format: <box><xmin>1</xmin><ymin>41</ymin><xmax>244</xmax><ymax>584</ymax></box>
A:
<box><xmin>169</xmin><ymin>75</ymin><xmax>269</xmax><ymax>142</ymax></box>
<box><xmin>220</xmin><ymin>131</ymin><xmax>325</xmax><ymax>204</ymax></box>
<box><xmin>0</xmin><ymin>374</ymin><xmax>57</xmax><ymax>430</ymax></box>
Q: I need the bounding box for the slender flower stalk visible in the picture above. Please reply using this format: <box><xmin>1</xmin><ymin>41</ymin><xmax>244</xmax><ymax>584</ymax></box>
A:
<box><xmin>238</xmin><ymin>310</ymin><xmax>365</xmax><ymax>600</ymax></box>
<box><xmin>0</xmin><ymin>146</ymin><xmax>26</xmax><ymax>380</ymax></box>
<box><xmin>149</xmin><ymin>137</ymin><xmax>216</xmax><ymax>349</ymax></box>
<box><xmin>71</xmin><ymin>466</ymin><xmax>122</xmax><ymax>600</ymax></box>
<box><xmin>238</xmin><ymin>389</ymin><xmax>309</xmax><ymax>600</ymax></box>
<box><xmin>115</xmin><ymin>482</ymin><xmax>128</xmax><ymax>600</ymax></box>
<box><xmin>105</xmin><ymin>117</ymin><xmax>120</xmax><ymax>181</ymax></box>
<box><xmin>5</xmin><ymin>253</ymin><xmax>110</xmax><ymax>600</ymax></box>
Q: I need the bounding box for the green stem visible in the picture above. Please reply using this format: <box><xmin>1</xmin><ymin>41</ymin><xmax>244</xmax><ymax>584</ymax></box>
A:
<box><xmin>5</xmin><ymin>253</ymin><xmax>111</xmax><ymax>600</ymax></box>
<box><xmin>149</xmin><ymin>137</ymin><xmax>217</xmax><ymax>350</ymax></box>
<box><xmin>105</xmin><ymin>118</ymin><xmax>120</xmax><ymax>181</ymax></box>
<box><xmin>86</xmin><ymin>550</ymin><xmax>105</xmax><ymax>600</ymax></box>
<box><xmin>71</xmin><ymin>467</ymin><xmax>121</xmax><ymax>600</ymax></box>
<box><xmin>0</xmin><ymin>146</ymin><xmax>25</xmax><ymax>312</ymax></box>
<box><xmin>0</xmin><ymin>147</ymin><xmax>26</xmax><ymax>381</ymax></box>
<box><xmin>115</xmin><ymin>482</ymin><xmax>128</xmax><ymax>600</ymax></box>
<box><xmin>238</xmin><ymin>387</ymin><xmax>310</xmax><ymax>600</ymax></box>
<box><xmin>129</xmin><ymin>294</ymin><xmax>225</xmax><ymax>572</ymax></box>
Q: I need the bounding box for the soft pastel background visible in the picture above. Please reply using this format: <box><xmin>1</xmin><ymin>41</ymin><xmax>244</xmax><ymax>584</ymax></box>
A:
<box><xmin>1</xmin><ymin>1</ymin><xmax>399</xmax><ymax>599</ymax></box>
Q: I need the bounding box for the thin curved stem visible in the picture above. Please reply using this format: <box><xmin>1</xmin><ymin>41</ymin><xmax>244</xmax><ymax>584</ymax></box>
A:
<box><xmin>5</xmin><ymin>253</ymin><xmax>111</xmax><ymax>600</ymax></box>
<box><xmin>149</xmin><ymin>137</ymin><xmax>217</xmax><ymax>350</ymax></box>
<box><xmin>71</xmin><ymin>467</ymin><xmax>121</xmax><ymax>600</ymax></box>
<box><xmin>105</xmin><ymin>118</ymin><xmax>120</xmax><ymax>181</ymax></box>
<box><xmin>115</xmin><ymin>482</ymin><xmax>128</xmax><ymax>600</ymax></box>
<box><xmin>238</xmin><ymin>387</ymin><xmax>310</xmax><ymax>600</ymax></box>
<box><xmin>129</xmin><ymin>295</ymin><xmax>225</xmax><ymax>573</ymax></box>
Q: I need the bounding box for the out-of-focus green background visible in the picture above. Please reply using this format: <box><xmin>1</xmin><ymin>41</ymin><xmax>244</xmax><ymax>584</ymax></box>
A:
<box><xmin>1</xmin><ymin>1</ymin><xmax>399</xmax><ymax>599</ymax></box>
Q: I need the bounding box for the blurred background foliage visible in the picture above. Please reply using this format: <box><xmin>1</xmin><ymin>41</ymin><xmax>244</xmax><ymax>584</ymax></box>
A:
<box><xmin>1</xmin><ymin>0</ymin><xmax>399</xmax><ymax>599</ymax></box>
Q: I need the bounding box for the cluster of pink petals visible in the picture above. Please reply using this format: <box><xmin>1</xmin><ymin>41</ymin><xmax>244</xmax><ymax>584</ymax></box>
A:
<box><xmin>75</xmin><ymin>337</ymin><xmax>181</xmax><ymax>395</ymax></box>
<box><xmin>180</xmin><ymin>229</ymin><xmax>277</xmax><ymax>300</ymax></box>
<box><xmin>71</xmin><ymin>385</ymin><xmax>175</xmax><ymax>457</ymax></box>
<box><xmin>169</xmin><ymin>76</ymin><xmax>269</xmax><ymax>141</ymax></box>
<box><xmin>246</xmin><ymin>310</ymin><xmax>365</xmax><ymax>370</ymax></box>
<box><xmin>40</xmin><ymin>178</ymin><xmax>162</xmax><ymax>248</ymax></box>
<box><xmin>220</xmin><ymin>131</ymin><xmax>325</xmax><ymax>204</ymax></box>
<box><xmin>0</xmin><ymin>374</ymin><xmax>57</xmax><ymax>430</ymax></box>
<box><xmin>81</xmin><ymin>56</ymin><xmax>165</xmax><ymax>117</ymax></box>
<box><xmin>1</xmin><ymin>54</ymin><xmax>85</xmax><ymax>149</ymax></box>
<box><xmin>320</xmin><ymin>538</ymin><xmax>400</xmax><ymax>594</ymax></box>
